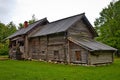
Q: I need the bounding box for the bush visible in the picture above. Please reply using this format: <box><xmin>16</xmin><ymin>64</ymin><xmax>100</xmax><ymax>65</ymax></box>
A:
<box><xmin>0</xmin><ymin>40</ymin><xmax>9</xmax><ymax>55</ymax></box>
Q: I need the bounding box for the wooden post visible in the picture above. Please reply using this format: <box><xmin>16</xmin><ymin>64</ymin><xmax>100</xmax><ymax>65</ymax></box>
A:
<box><xmin>63</xmin><ymin>44</ymin><xmax>67</xmax><ymax>63</ymax></box>
<box><xmin>64</xmin><ymin>32</ymin><xmax>70</xmax><ymax>64</ymax></box>
<box><xmin>86</xmin><ymin>50</ymin><xmax>89</xmax><ymax>65</ymax></box>
<box><xmin>25</xmin><ymin>36</ymin><xmax>29</xmax><ymax>59</ymax></box>
<box><xmin>67</xmin><ymin>40</ymin><xmax>70</xmax><ymax>64</ymax></box>
<box><xmin>87</xmin><ymin>52</ymin><xmax>91</xmax><ymax>65</ymax></box>
<box><xmin>39</xmin><ymin>37</ymin><xmax>41</xmax><ymax>59</ymax></box>
<box><xmin>46</xmin><ymin>35</ymin><xmax>49</xmax><ymax>61</ymax></box>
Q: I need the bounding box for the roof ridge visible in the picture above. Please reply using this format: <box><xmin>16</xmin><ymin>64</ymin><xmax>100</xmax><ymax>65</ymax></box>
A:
<box><xmin>27</xmin><ymin>17</ymin><xmax>48</xmax><ymax>27</ymax></box>
<box><xmin>49</xmin><ymin>13</ymin><xmax>85</xmax><ymax>24</ymax></box>
<box><xmin>30</xmin><ymin>13</ymin><xmax>86</xmax><ymax>37</ymax></box>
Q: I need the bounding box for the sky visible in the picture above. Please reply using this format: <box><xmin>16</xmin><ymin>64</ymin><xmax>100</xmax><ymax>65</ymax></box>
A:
<box><xmin>0</xmin><ymin>0</ymin><xmax>113</xmax><ymax>26</ymax></box>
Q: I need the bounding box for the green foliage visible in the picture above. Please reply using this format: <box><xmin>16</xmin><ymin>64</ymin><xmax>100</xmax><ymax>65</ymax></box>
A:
<box><xmin>18</xmin><ymin>14</ymin><xmax>37</xmax><ymax>29</ymax></box>
<box><xmin>0</xmin><ymin>22</ymin><xmax>8</xmax><ymax>43</ymax></box>
<box><xmin>0</xmin><ymin>22</ymin><xmax>17</xmax><ymax>43</ymax></box>
<box><xmin>29</xmin><ymin>14</ymin><xmax>36</xmax><ymax>24</ymax></box>
<box><xmin>7</xmin><ymin>22</ymin><xmax>17</xmax><ymax>36</ymax></box>
<box><xmin>94</xmin><ymin>1</ymin><xmax>120</xmax><ymax>51</ymax></box>
<box><xmin>0</xmin><ymin>40</ymin><xmax>9</xmax><ymax>55</ymax></box>
<box><xmin>0</xmin><ymin>59</ymin><xmax>120</xmax><ymax>80</ymax></box>
<box><xmin>0</xmin><ymin>22</ymin><xmax>17</xmax><ymax>55</ymax></box>
<box><xmin>0</xmin><ymin>15</ymin><xmax>37</xmax><ymax>55</ymax></box>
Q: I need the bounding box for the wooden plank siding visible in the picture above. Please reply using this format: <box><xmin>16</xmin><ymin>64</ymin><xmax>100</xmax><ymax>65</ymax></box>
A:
<box><xmin>89</xmin><ymin>51</ymin><xmax>113</xmax><ymax>65</ymax></box>
<box><xmin>47</xmin><ymin>33</ymin><xmax>66</xmax><ymax>62</ymax></box>
<box><xmin>29</xmin><ymin>37</ymin><xmax>41</xmax><ymax>59</ymax></box>
<box><xmin>8</xmin><ymin>13</ymin><xmax>116</xmax><ymax>65</ymax></box>
<box><xmin>69</xmin><ymin>41</ymin><xmax>87</xmax><ymax>64</ymax></box>
<box><xmin>29</xmin><ymin>32</ymin><xmax>66</xmax><ymax>62</ymax></box>
<box><xmin>68</xmin><ymin>20</ymin><xmax>93</xmax><ymax>39</ymax></box>
<box><xmin>67</xmin><ymin>20</ymin><xmax>92</xmax><ymax>64</ymax></box>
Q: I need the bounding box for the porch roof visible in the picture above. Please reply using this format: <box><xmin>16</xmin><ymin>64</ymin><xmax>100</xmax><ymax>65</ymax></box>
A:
<box><xmin>68</xmin><ymin>37</ymin><xmax>117</xmax><ymax>52</ymax></box>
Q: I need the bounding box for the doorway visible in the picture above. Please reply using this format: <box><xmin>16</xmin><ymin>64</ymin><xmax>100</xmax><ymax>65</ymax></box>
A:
<box><xmin>75</xmin><ymin>51</ymin><xmax>81</xmax><ymax>61</ymax></box>
<box><xmin>54</xmin><ymin>50</ymin><xmax>60</xmax><ymax>60</ymax></box>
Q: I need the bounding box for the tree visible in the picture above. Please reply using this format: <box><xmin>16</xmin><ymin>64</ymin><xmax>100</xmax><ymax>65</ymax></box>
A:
<box><xmin>0</xmin><ymin>21</ymin><xmax>17</xmax><ymax>55</ymax></box>
<box><xmin>94</xmin><ymin>0</ymin><xmax>120</xmax><ymax>51</ymax></box>
<box><xmin>7</xmin><ymin>22</ymin><xmax>17</xmax><ymax>37</ymax></box>
<box><xmin>18</xmin><ymin>14</ymin><xmax>37</xmax><ymax>29</ymax></box>
<box><xmin>29</xmin><ymin>14</ymin><xmax>36</xmax><ymax>24</ymax></box>
<box><xmin>0</xmin><ymin>23</ymin><xmax>7</xmax><ymax>43</ymax></box>
<box><xmin>18</xmin><ymin>23</ymin><xmax>23</xmax><ymax>29</ymax></box>
<box><xmin>0</xmin><ymin>22</ymin><xmax>17</xmax><ymax>42</ymax></box>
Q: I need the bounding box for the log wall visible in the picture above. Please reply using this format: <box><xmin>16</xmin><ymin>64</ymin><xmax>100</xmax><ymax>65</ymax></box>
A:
<box><xmin>89</xmin><ymin>51</ymin><xmax>113</xmax><ymax>65</ymax></box>
<box><xmin>47</xmin><ymin>33</ymin><xmax>65</xmax><ymax>61</ymax></box>
<box><xmin>29</xmin><ymin>33</ymin><xmax>66</xmax><ymax>61</ymax></box>
<box><xmin>68</xmin><ymin>20</ymin><xmax>93</xmax><ymax>39</ymax></box>
<box><xmin>69</xmin><ymin>41</ymin><xmax>88</xmax><ymax>64</ymax></box>
<box><xmin>29</xmin><ymin>37</ymin><xmax>41</xmax><ymax>59</ymax></box>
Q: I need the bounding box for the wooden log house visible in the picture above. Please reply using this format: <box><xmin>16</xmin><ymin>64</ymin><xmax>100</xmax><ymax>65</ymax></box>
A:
<box><xmin>8</xmin><ymin>13</ymin><xmax>117</xmax><ymax>65</ymax></box>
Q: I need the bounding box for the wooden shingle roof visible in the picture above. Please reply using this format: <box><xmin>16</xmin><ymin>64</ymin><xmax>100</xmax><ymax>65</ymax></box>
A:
<box><xmin>68</xmin><ymin>37</ymin><xmax>117</xmax><ymax>51</ymax></box>
<box><xmin>7</xmin><ymin>18</ymin><xmax>48</xmax><ymax>39</ymax></box>
<box><xmin>30</xmin><ymin>13</ymin><xmax>97</xmax><ymax>37</ymax></box>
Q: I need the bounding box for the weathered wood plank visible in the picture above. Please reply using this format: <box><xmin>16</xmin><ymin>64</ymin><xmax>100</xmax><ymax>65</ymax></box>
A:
<box><xmin>90</xmin><ymin>51</ymin><xmax>113</xmax><ymax>65</ymax></box>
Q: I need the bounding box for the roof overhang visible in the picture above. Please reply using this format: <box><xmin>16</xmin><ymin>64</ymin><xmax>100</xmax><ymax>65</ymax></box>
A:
<box><xmin>68</xmin><ymin>37</ymin><xmax>117</xmax><ymax>52</ymax></box>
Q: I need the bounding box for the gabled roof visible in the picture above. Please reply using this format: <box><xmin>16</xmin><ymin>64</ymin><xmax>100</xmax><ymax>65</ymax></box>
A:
<box><xmin>31</xmin><ymin>13</ymin><xmax>97</xmax><ymax>37</ymax></box>
<box><xmin>68</xmin><ymin>37</ymin><xmax>117</xmax><ymax>51</ymax></box>
<box><xmin>7</xmin><ymin>18</ymin><xmax>48</xmax><ymax>39</ymax></box>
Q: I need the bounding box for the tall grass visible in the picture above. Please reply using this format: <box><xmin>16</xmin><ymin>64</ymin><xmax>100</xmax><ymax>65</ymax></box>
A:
<box><xmin>0</xmin><ymin>59</ymin><xmax>120</xmax><ymax>80</ymax></box>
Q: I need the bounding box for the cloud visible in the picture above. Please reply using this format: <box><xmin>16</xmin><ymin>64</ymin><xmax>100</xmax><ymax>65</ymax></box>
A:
<box><xmin>0</xmin><ymin>0</ymin><xmax>112</xmax><ymax>25</ymax></box>
<box><xmin>0</xmin><ymin>0</ymin><xmax>17</xmax><ymax>24</ymax></box>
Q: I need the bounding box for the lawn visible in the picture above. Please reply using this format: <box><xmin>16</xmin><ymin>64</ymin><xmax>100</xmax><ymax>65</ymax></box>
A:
<box><xmin>0</xmin><ymin>58</ymin><xmax>120</xmax><ymax>80</ymax></box>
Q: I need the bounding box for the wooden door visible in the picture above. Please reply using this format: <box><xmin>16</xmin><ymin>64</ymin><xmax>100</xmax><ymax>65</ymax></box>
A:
<box><xmin>75</xmin><ymin>51</ymin><xmax>81</xmax><ymax>61</ymax></box>
<box><xmin>54</xmin><ymin>51</ymin><xmax>60</xmax><ymax>60</ymax></box>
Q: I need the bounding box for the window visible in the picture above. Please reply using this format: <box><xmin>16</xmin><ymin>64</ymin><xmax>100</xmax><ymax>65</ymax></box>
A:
<box><xmin>75</xmin><ymin>51</ymin><xmax>81</xmax><ymax>61</ymax></box>
<box><xmin>18</xmin><ymin>41</ymin><xmax>24</xmax><ymax>46</ymax></box>
<box><xmin>54</xmin><ymin>50</ymin><xmax>59</xmax><ymax>60</ymax></box>
<box><xmin>54</xmin><ymin>51</ymin><xmax>58</xmax><ymax>55</ymax></box>
<box><xmin>42</xmin><ymin>51</ymin><xmax>45</xmax><ymax>54</ymax></box>
<box><xmin>12</xmin><ymin>41</ymin><xmax>16</xmax><ymax>46</ymax></box>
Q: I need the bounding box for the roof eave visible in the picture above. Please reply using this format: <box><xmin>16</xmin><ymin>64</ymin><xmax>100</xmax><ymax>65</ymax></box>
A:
<box><xmin>29</xmin><ymin>31</ymin><xmax>66</xmax><ymax>38</ymax></box>
<box><xmin>89</xmin><ymin>49</ymin><xmax>117</xmax><ymax>52</ymax></box>
<box><xmin>7</xmin><ymin>18</ymin><xmax>49</xmax><ymax>39</ymax></box>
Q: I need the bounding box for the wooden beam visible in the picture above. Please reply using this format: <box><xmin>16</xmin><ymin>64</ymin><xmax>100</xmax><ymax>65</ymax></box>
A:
<box><xmin>64</xmin><ymin>32</ymin><xmax>70</xmax><ymax>64</ymax></box>
<box><xmin>25</xmin><ymin>35</ymin><xmax>29</xmax><ymax>59</ymax></box>
<box><xmin>46</xmin><ymin>35</ymin><xmax>49</xmax><ymax>61</ymax></box>
<box><xmin>67</xmin><ymin>40</ymin><xmax>70</xmax><ymax>64</ymax></box>
<box><xmin>87</xmin><ymin>52</ymin><xmax>91</xmax><ymax>65</ymax></box>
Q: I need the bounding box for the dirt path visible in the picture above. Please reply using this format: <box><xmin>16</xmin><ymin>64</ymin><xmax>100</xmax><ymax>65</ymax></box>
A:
<box><xmin>0</xmin><ymin>56</ymin><xmax>9</xmax><ymax>60</ymax></box>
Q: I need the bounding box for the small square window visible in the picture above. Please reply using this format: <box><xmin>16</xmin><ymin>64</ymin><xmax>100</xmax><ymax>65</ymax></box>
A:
<box><xmin>54</xmin><ymin>51</ymin><xmax>59</xmax><ymax>56</ymax></box>
<box><xmin>54</xmin><ymin>50</ymin><xmax>60</xmax><ymax>60</ymax></box>
<box><xmin>42</xmin><ymin>51</ymin><xmax>45</xmax><ymax>54</ymax></box>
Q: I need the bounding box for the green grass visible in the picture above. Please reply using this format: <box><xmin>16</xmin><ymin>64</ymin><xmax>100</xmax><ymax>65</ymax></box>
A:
<box><xmin>0</xmin><ymin>59</ymin><xmax>120</xmax><ymax>80</ymax></box>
